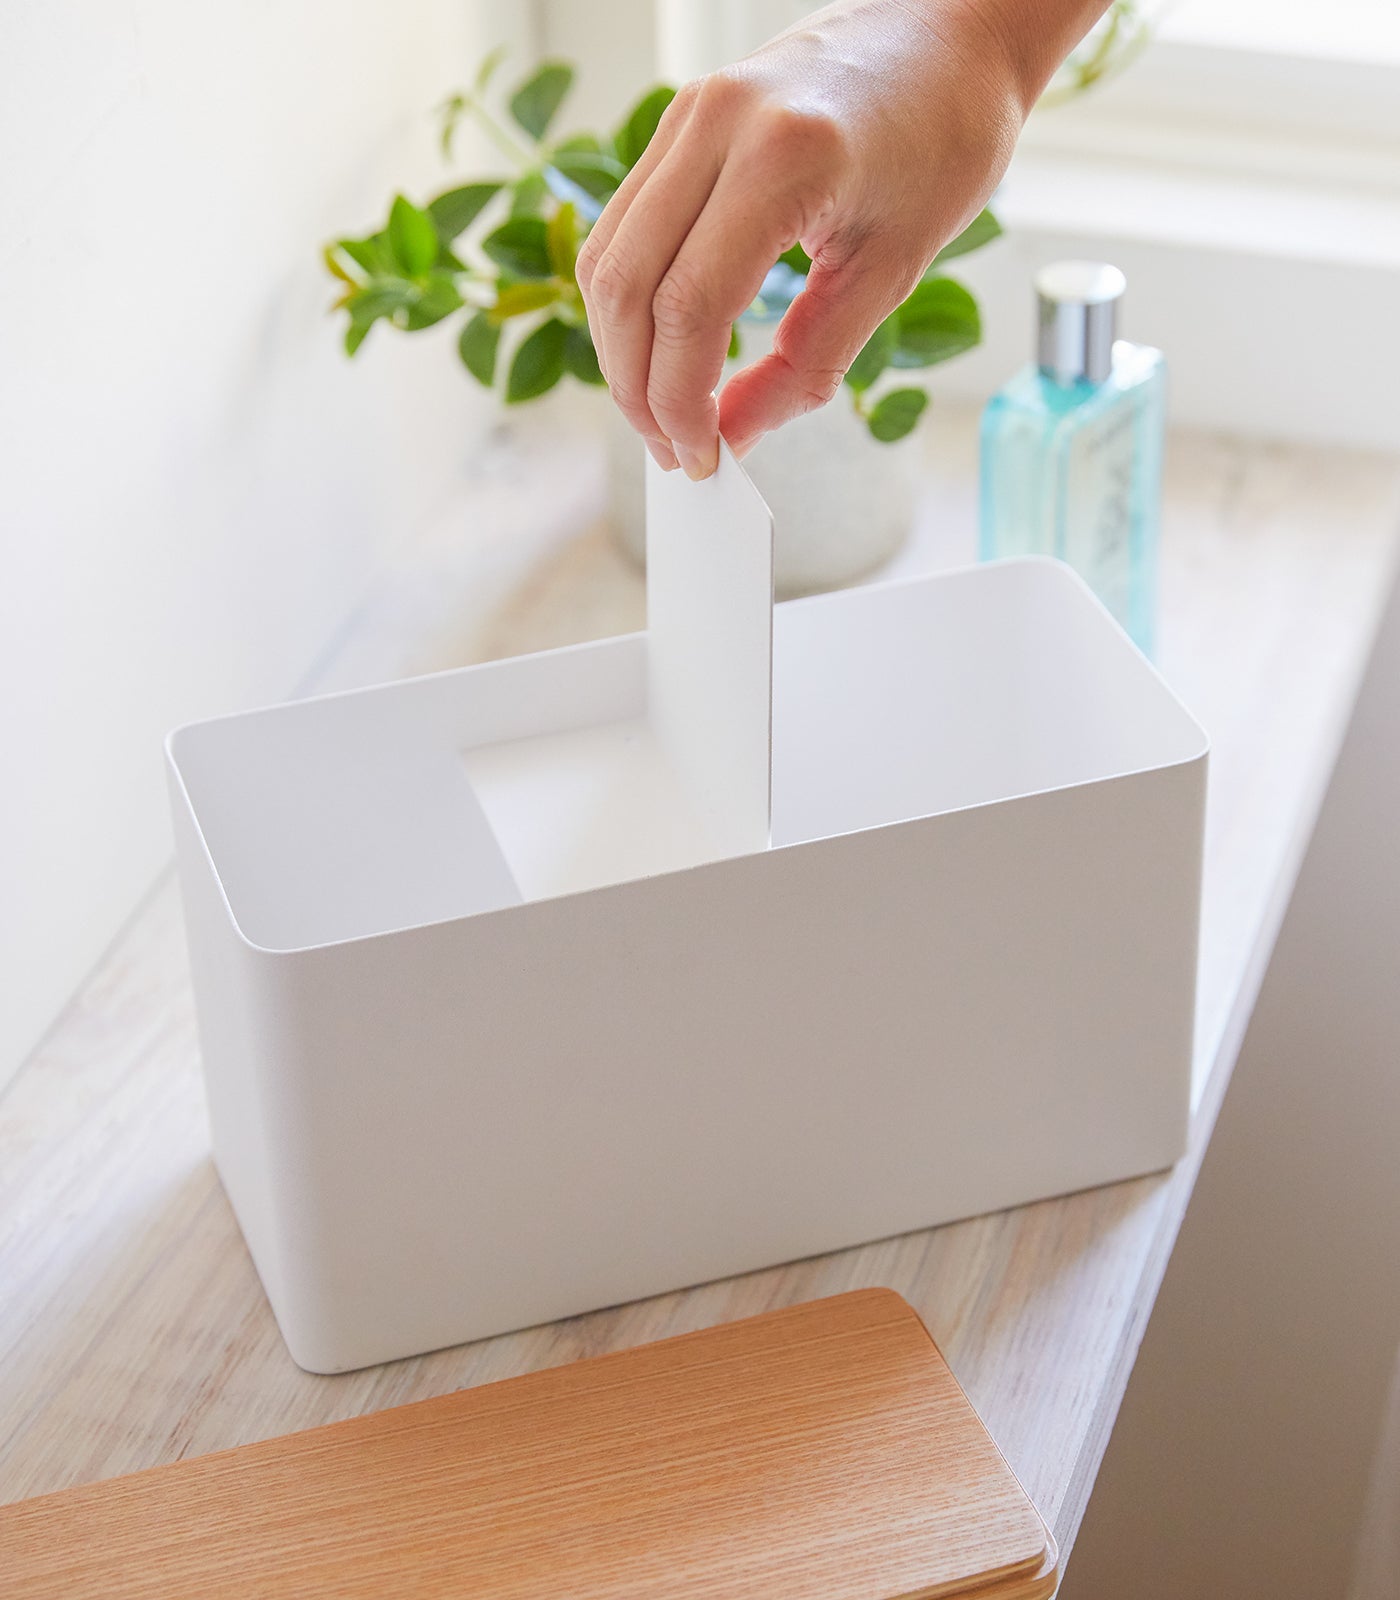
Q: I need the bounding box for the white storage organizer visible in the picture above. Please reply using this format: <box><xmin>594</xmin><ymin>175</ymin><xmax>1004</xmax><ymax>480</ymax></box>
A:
<box><xmin>168</xmin><ymin>449</ymin><xmax>1208</xmax><ymax>1373</ymax></box>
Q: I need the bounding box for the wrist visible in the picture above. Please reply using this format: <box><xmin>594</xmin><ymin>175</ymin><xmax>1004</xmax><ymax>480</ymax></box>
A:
<box><xmin>913</xmin><ymin>0</ymin><xmax>1112</xmax><ymax>119</ymax></box>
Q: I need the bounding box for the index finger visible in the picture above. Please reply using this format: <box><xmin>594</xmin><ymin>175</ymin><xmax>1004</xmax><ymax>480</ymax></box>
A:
<box><xmin>645</xmin><ymin>160</ymin><xmax>808</xmax><ymax>478</ymax></box>
<box><xmin>576</xmin><ymin>84</ymin><xmax>693</xmax><ymax>371</ymax></box>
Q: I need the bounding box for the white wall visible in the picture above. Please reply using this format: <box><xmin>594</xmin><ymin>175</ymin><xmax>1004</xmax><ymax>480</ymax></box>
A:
<box><xmin>1063</xmin><ymin>567</ymin><xmax>1400</xmax><ymax>1597</ymax></box>
<box><xmin>539</xmin><ymin>0</ymin><xmax>655</xmax><ymax>130</ymax></box>
<box><xmin>0</xmin><ymin>0</ymin><xmax>536</xmax><ymax>1087</ymax></box>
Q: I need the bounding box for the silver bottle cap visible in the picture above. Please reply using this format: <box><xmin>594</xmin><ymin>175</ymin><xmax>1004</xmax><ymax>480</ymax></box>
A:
<box><xmin>1036</xmin><ymin>260</ymin><xmax>1125</xmax><ymax>385</ymax></box>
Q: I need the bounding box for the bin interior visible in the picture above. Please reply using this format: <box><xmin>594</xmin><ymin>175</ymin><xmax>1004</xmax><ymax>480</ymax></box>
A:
<box><xmin>168</xmin><ymin>559</ymin><xmax>1205</xmax><ymax>953</ymax></box>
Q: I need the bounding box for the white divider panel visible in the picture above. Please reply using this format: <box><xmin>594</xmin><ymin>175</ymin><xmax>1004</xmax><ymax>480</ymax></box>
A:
<box><xmin>461</xmin><ymin>444</ymin><xmax>773</xmax><ymax>902</ymax></box>
<box><xmin>646</xmin><ymin>442</ymin><xmax>774</xmax><ymax>861</ymax></box>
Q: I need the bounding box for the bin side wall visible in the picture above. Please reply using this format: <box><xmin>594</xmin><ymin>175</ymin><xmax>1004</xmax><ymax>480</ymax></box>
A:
<box><xmin>187</xmin><ymin>757</ymin><xmax>1204</xmax><ymax>1372</ymax></box>
<box><xmin>169</xmin><ymin>778</ymin><xmax>289</xmax><ymax>1320</ymax></box>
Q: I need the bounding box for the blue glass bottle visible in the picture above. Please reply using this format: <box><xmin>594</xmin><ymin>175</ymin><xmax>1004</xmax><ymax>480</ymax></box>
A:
<box><xmin>979</xmin><ymin>262</ymin><xmax>1165</xmax><ymax>655</ymax></box>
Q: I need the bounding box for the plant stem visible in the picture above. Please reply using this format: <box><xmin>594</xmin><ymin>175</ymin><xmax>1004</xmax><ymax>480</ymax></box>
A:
<box><xmin>465</xmin><ymin>96</ymin><xmax>537</xmax><ymax>172</ymax></box>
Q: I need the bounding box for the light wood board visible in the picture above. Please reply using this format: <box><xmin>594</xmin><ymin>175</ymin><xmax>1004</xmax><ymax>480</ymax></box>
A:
<box><xmin>0</xmin><ymin>1291</ymin><xmax>1056</xmax><ymax>1600</ymax></box>
<box><xmin>1</xmin><ymin>404</ymin><xmax>1397</xmax><ymax>1588</ymax></box>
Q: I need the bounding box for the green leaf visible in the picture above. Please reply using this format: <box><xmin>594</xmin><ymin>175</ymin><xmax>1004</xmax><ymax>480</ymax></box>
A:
<box><xmin>508</xmin><ymin>61</ymin><xmax>573</xmax><ymax>141</ymax></box>
<box><xmin>727</xmin><ymin>324</ymin><xmax>741</xmax><ymax>361</ymax></box>
<box><xmin>482</xmin><ymin>216</ymin><xmax>552</xmax><ymax>278</ymax></box>
<box><xmin>323</xmin><ymin>243</ymin><xmax>360</xmax><ymax>287</ymax></box>
<box><xmin>549</xmin><ymin>137</ymin><xmax>626</xmax><ymax>200</ymax></box>
<box><xmin>459</xmin><ymin>311</ymin><xmax>501</xmax><ymax>386</ymax></box>
<box><xmin>509</xmin><ymin>170</ymin><xmax>548</xmax><ymax>217</ymax></box>
<box><xmin>337</xmin><ymin>233</ymin><xmax>393</xmax><ymax>276</ymax></box>
<box><xmin>490</xmin><ymin>280</ymin><xmax>561</xmax><ymax>323</ymax></box>
<box><xmin>403</xmin><ymin>273</ymin><xmax>465</xmax><ymax>330</ymax></box>
<box><xmin>551</xmin><ymin>131</ymin><xmax>604</xmax><ymax>158</ymax></box>
<box><xmin>346</xmin><ymin>282</ymin><xmax>416</xmax><ymax>318</ymax></box>
<box><xmin>387</xmin><ymin>195</ymin><xmax>438</xmax><ymax>278</ymax></box>
<box><xmin>429</xmin><ymin>183</ymin><xmax>503</xmax><ymax>241</ymax></box>
<box><xmin>546</xmin><ymin>202</ymin><xmax>577</xmax><ymax>282</ymax></box>
<box><xmin>341</xmin><ymin>280</ymin><xmax>416</xmax><ymax>355</ymax></box>
<box><xmin>506</xmin><ymin>317</ymin><xmax>568</xmax><ymax>403</ymax></box>
<box><xmin>844</xmin><ymin>315</ymin><xmax>898</xmax><ymax>393</ymax></box>
<box><xmin>336</xmin><ymin>238</ymin><xmax>376</xmax><ymax>274</ymax></box>
<box><xmin>866</xmin><ymin>387</ymin><xmax>929</xmax><ymax>442</ymax></box>
<box><xmin>563</xmin><ymin>325</ymin><xmax>604</xmax><ymax>385</ymax></box>
<box><xmin>891</xmin><ymin>276</ymin><xmax>981</xmax><ymax>368</ymax></box>
<box><xmin>548</xmin><ymin>157</ymin><xmax>624</xmax><ymax>203</ymax></box>
<box><xmin>475</xmin><ymin>43</ymin><xmax>509</xmax><ymax>94</ymax></box>
<box><xmin>439</xmin><ymin>92</ymin><xmax>467</xmax><ymax>159</ymax></box>
<box><xmin>778</xmin><ymin>241</ymin><xmax>812</xmax><ymax>275</ymax></box>
<box><xmin>614</xmin><ymin>85</ymin><xmax>676</xmax><ymax>169</ymax></box>
<box><xmin>933</xmin><ymin>208</ymin><xmax>1003</xmax><ymax>263</ymax></box>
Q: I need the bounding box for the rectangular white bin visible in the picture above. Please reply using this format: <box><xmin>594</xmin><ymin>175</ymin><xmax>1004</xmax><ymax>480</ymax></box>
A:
<box><xmin>168</xmin><ymin>457</ymin><xmax>1207</xmax><ymax>1373</ymax></box>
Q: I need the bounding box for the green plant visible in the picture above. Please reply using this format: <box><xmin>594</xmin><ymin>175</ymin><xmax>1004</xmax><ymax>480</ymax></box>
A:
<box><xmin>325</xmin><ymin>53</ymin><xmax>1003</xmax><ymax>444</ymax></box>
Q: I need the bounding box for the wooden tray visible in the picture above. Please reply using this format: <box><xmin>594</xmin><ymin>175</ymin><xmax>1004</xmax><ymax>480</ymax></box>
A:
<box><xmin>0</xmin><ymin>1289</ymin><xmax>1056</xmax><ymax>1598</ymax></box>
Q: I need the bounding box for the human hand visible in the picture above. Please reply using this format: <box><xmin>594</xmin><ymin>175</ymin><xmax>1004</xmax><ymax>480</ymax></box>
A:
<box><xmin>577</xmin><ymin>0</ymin><xmax>1108</xmax><ymax>478</ymax></box>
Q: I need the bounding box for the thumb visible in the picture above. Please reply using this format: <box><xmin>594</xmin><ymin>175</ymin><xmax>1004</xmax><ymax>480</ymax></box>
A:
<box><xmin>718</xmin><ymin>251</ymin><xmax>911</xmax><ymax>458</ymax></box>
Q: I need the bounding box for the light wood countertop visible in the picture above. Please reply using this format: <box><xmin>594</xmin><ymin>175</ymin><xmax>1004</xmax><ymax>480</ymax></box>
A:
<box><xmin>2</xmin><ymin>401</ymin><xmax>1398</xmax><ymax>1576</ymax></box>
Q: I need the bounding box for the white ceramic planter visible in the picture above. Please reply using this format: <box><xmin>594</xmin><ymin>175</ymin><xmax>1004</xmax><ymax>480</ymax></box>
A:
<box><xmin>606</xmin><ymin>321</ymin><xmax>922</xmax><ymax>596</ymax></box>
<box><xmin>168</xmin><ymin>461</ymin><xmax>1207</xmax><ymax>1375</ymax></box>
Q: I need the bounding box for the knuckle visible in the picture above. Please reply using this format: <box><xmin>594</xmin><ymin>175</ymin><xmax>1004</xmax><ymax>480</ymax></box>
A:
<box><xmin>646</xmin><ymin>361</ymin><xmax>708</xmax><ymax>432</ymax></box>
<box><xmin>644</xmin><ymin>79</ymin><xmax>697</xmax><ymax>150</ymax></box>
<box><xmin>574</xmin><ymin>237</ymin><xmax>601</xmax><ymax>294</ymax></box>
<box><xmin>586</xmin><ymin>250</ymin><xmax>640</xmax><ymax>320</ymax></box>
<box><xmin>608</xmin><ymin>378</ymin><xmax>655</xmax><ymax>432</ymax></box>
<box><xmin>771</xmin><ymin>345</ymin><xmax>844</xmax><ymax>411</ymax></box>
<box><xmin>801</xmin><ymin>366</ymin><xmax>846</xmax><ymax>409</ymax></box>
<box><xmin>651</xmin><ymin>266</ymin><xmax>711</xmax><ymax>343</ymax></box>
<box><xmin>668</xmin><ymin>76</ymin><xmax>704</xmax><ymax>118</ymax></box>
<box><xmin>693</xmin><ymin>66</ymin><xmax>754</xmax><ymax>128</ymax></box>
<box><xmin>645</xmin><ymin>379</ymin><xmax>690</xmax><ymax>433</ymax></box>
<box><xmin>757</xmin><ymin>102</ymin><xmax>846</xmax><ymax>172</ymax></box>
<box><xmin>805</xmin><ymin>227</ymin><xmax>863</xmax><ymax>279</ymax></box>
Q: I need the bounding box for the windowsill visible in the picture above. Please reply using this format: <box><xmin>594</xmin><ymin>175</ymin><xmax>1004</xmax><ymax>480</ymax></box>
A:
<box><xmin>996</xmin><ymin>145</ymin><xmax>1400</xmax><ymax>270</ymax></box>
<box><xmin>1158</xmin><ymin>0</ymin><xmax>1400</xmax><ymax>69</ymax></box>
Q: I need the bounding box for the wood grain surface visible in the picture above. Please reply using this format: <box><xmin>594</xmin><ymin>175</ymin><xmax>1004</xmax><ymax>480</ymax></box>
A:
<box><xmin>1</xmin><ymin>406</ymin><xmax>1397</xmax><ymax>1585</ymax></box>
<box><xmin>0</xmin><ymin>1291</ymin><xmax>1055</xmax><ymax>1600</ymax></box>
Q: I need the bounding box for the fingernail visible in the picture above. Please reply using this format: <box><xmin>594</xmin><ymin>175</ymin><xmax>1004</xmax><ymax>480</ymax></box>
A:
<box><xmin>645</xmin><ymin>437</ymin><xmax>679</xmax><ymax>471</ymax></box>
<box><xmin>676</xmin><ymin>439</ymin><xmax>719</xmax><ymax>482</ymax></box>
